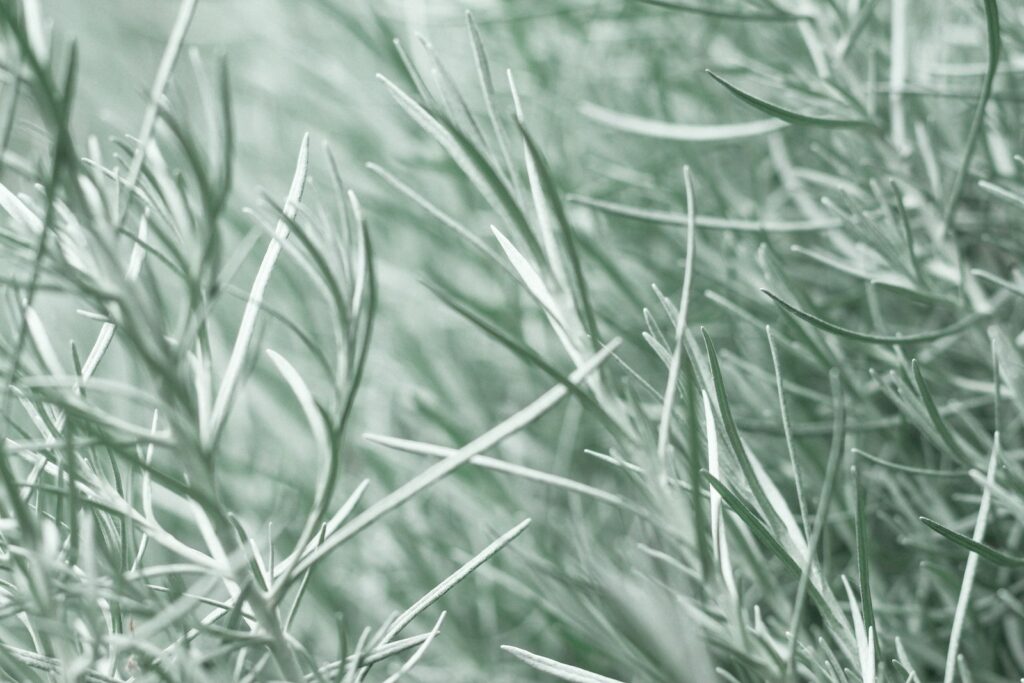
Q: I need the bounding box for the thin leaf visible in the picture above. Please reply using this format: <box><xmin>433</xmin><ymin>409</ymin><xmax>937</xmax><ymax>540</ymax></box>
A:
<box><xmin>639</xmin><ymin>0</ymin><xmax>808</xmax><ymax>21</ymax></box>
<box><xmin>209</xmin><ymin>133</ymin><xmax>309</xmax><ymax>439</ymax></box>
<box><xmin>569</xmin><ymin>194</ymin><xmax>840</xmax><ymax>231</ymax></box>
<box><xmin>912</xmin><ymin>360</ymin><xmax>972</xmax><ymax>464</ymax></box>
<box><xmin>580</xmin><ymin>101</ymin><xmax>787</xmax><ymax>141</ymax></box>
<box><xmin>514</xmin><ymin>117</ymin><xmax>600</xmax><ymax>345</ymax></box>
<box><xmin>501</xmin><ymin>645</ymin><xmax>625</xmax><ymax>683</ymax></box>
<box><xmin>763</xmin><ymin>289</ymin><xmax>989</xmax><ymax>345</ymax></box>
<box><xmin>920</xmin><ymin>516</ymin><xmax>1024</xmax><ymax>568</ymax></box>
<box><xmin>853</xmin><ymin>449</ymin><xmax>968</xmax><ymax>478</ymax></box>
<box><xmin>656</xmin><ymin>167</ymin><xmax>697</xmax><ymax>475</ymax></box>
<box><xmin>380</xmin><ymin>519</ymin><xmax>530</xmax><ymax>643</ymax></box>
<box><xmin>707</xmin><ymin>70</ymin><xmax>873</xmax><ymax>129</ymax></box>
<box><xmin>379</xmin><ymin>74</ymin><xmax>543</xmax><ymax>261</ymax></box>
<box><xmin>942</xmin><ymin>436</ymin><xmax>1000</xmax><ymax>683</ymax></box>
<box><xmin>365</xmin><ymin>434</ymin><xmax>636</xmax><ymax>513</ymax></box>
<box><xmin>942</xmin><ymin>0</ymin><xmax>1001</xmax><ymax>231</ymax></box>
<box><xmin>702</xmin><ymin>328</ymin><xmax>780</xmax><ymax>529</ymax></box>
<box><xmin>279</xmin><ymin>339</ymin><xmax>620</xmax><ymax>583</ymax></box>
<box><xmin>854</xmin><ymin>465</ymin><xmax>879</xmax><ymax>662</ymax></box>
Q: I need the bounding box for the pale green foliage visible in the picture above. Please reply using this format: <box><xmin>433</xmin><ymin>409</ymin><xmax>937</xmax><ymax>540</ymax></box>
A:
<box><xmin>2</xmin><ymin>0</ymin><xmax>1024</xmax><ymax>682</ymax></box>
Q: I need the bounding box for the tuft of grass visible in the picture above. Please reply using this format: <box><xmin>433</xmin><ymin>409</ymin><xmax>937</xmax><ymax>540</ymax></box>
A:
<box><xmin>363</xmin><ymin>1</ymin><xmax>1024</xmax><ymax>681</ymax></box>
<box><xmin>0</xmin><ymin>2</ymin><xmax>537</xmax><ymax>680</ymax></box>
<box><xmin>5</xmin><ymin>0</ymin><xmax>1024</xmax><ymax>681</ymax></box>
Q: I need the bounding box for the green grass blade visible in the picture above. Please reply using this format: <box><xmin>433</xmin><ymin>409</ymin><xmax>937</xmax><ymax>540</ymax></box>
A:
<box><xmin>118</xmin><ymin>0</ymin><xmax>198</xmax><ymax>225</ymax></box>
<box><xmin>702</xmin><ymin>328</ymin><xmax>780</xmax><ymax>528</ymax></box>
<box><xmin>767</xmin><ymin>325</ymin><xmax>809</xmax><ymax>537</ymax></box>
<box><xmin>514</xmin><ymin>118</ymin><xmax>600</xmax><ymax>346</ymax></box>
<box><xmin>783</xmin><ymin>371</ymin><xmax>849</xmax><ymax>681</ymax></box>
<box><xmin>853</xmin><ymin>449</ymin><xmax>968</xmax><ymax>479</ymax></box>
<box><xmin>465</xmin><ymin>11</ymin><xmax>522</xmax><ymax>202</ymax></box>
<box><xmin>854</xmin><ymin>464</ymin><xmax>879</xmax><ymax>662</ymax></box>
<box><xmin>281</xmin><ymin>339</ymin><xmax>620</xmax><ymax>583</ymax></box>
<box><xmin>423</xmin><ymin>281</ymin><xmax>625</xmax><ymax>437</ymax></box>
<box><xmin>639</xmin><ymin>0</ymin><xmax>808</xmax><ymax>21</ymax></box>
<box><xmin>379</xmin><ymin>612</ymin><xmax>445</xmax><ymax>683</ymax></box>
<box><xmin>378</xmin><ymin>75</ymin><xmax>543</xmax><ymax>261</ymax></box>
<box><xmin>942</xmin><ymin>0</ymin><xmax>1001</xmax><ymax>232</ymax></box>
<box><xmin>209</xmin><ymin>133</ymin><xmax>309</xmax><ymax>441</ymax></box>
<box><xmin>706</xmin><ymin>70</ymin><xmax>874</xmax><ymax>129</ymax></box>
<box><xmin>380</xmin><ymin>520</ymin><xmax>529</xmax><ymax>644</ymax></box>
<box><xmin>365</xmin><ymin>434</ymin><xmax>638</xmax><ymax>513</ymax></box>
<box><xmin>366</xmin><ymin>162</ymin><xmax>504</xmax><ymax>269</ymax></box>
<box><xmin>942</xmin><ymin>435</ymin><xmax>1000</xmax><ymax>683</ymax></box>
<box><xmin>911</xmin><ymin>360</ymin><xmax>972</xmax><ymax>465</ymax></box>
<box><xmin>762</xmin><ymin>289</ymin><xmax>989</xmax><ymax>345</ymax></box>
<box><xmin>920</xmin><ymin>516</ymin><xmax>1023</xmax><ymax>567</ymax></box>
<box><xmin>570</xmin><ymin>194</ymin><xmax>840</xmax><ymax>231</ymax></box>
<box><xmin>580</xmin><ymin>101</ymin><xmax>787</xmax><ymax>141</ymax></box>
<box><xmin>656</xmin><ymin>167</ymin><xmax>697</xmax><ymax>476</ymax></box>
<box><xmin>501</xmin><ymin>645</ymin><xmax>625</xmax><ymax>683</ymax></box>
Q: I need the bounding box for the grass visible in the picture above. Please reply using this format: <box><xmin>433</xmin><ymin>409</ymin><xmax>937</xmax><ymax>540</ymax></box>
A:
<box><xmin>1</xmin><ymin>0</ymin><xmax>1024</xmax><ymax>681</ymax></box>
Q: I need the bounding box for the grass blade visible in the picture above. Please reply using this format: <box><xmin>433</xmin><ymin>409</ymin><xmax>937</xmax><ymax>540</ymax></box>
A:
<box><xmin>767</xmin><ymin>325</ymin><xmax>809</xmax><ymax>537</ymax></box>
<box><xmin>702</xmin><ymin>328</ymin><xmax>780</xmax><ymax>530</ymax></box>
<box><xmin>501</xmin><ymin>645</ymin><xmax>625</xmax><ymax>683</ymax></box>
<box><xmin>783</xmin><ymin>371</ymin><xmax>849</xmax><ymax>681</ymax></box>
<box><xmin>580</xmin><ymin>102</ymin><xmax>787</xmax><ymax>141</ymax></box>
<box><xmin>378</xmin><ymin>75</ymin><xmax>543</xmax><ymax>261</ymax></box>
<box><xmin>762</xmin><ymin>289</ymin><xmax>989</xmax><ymax>345</ymax></box>
<box><xmin>639</xmin><ymin>0</ymin><xmax>807</xmax><ymax>21</ymax></box>
<box><xmin>379</xmin><ymin>520</ymin><xmax>530</xmax><ymax>644</ymax></box>
<box><xmin>514</xmin><ymin>116</ymin><xmax>600</xmax><ymax>345</ymax></box>
<box><xmin>569</xmin><ymin>194</ymin><xmax>840</xmax><ymax>231</ymax></box>
<box><xmin>911</xmin><ymin>360</ymin><xmax>972</xmax><ymax>464</ymax></box>
<box><xmin>379</xmin><ymin>612</ymin><xmax>445</xmax><ymax>683</ymax></box>
<box><xmin>118</xmin><ymin>0</ymin><xmax>198</xmax><ymax>224</ymax></box>
<box><xmin>365</xmin><ymin>434</ymin><xmax>636</xmax><ymax>513</ymax></box>
<box><xmin>280</xmin><ymin>339</ymin><xmax>620</xmax><ymax>583</ymax></box>
<box><xmin>942</xmin><ymin>435</ymin><xmax>1000</xmax><ymax>683</ymax></box>
<box><xmin>854</xmin><ymin>464</ymin><xmax>879</xmax><ymax>662</ymax></box>
<box><xmin>656</xmin><ymin>167</ymin><xmax>697</xmax><ymax>476</ymax></box>
<box><xmin>942</xmin><ymin>0</ymin><xmax>1001</xmax><ymax>231</ymax></box>
<box><xmin>920</xmin><ymin>516</ymin><xmax>1024</xmax><ymax>567</ymax></box>
<box><xmin>209</xmin><ymin>133</ymin><xmax>309</xmax><ymax>440</ymax></box>
<box><xmin>706</xmin><ymin>70</ymin><xmax>873</xmax><ymax>129</ymax></box>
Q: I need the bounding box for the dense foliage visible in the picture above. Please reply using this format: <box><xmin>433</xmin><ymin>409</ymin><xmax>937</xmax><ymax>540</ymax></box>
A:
<box><xmin>1</xmin><ymin>1</ymin><xmax>1023</xmax><ymax>681</ymax></box>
